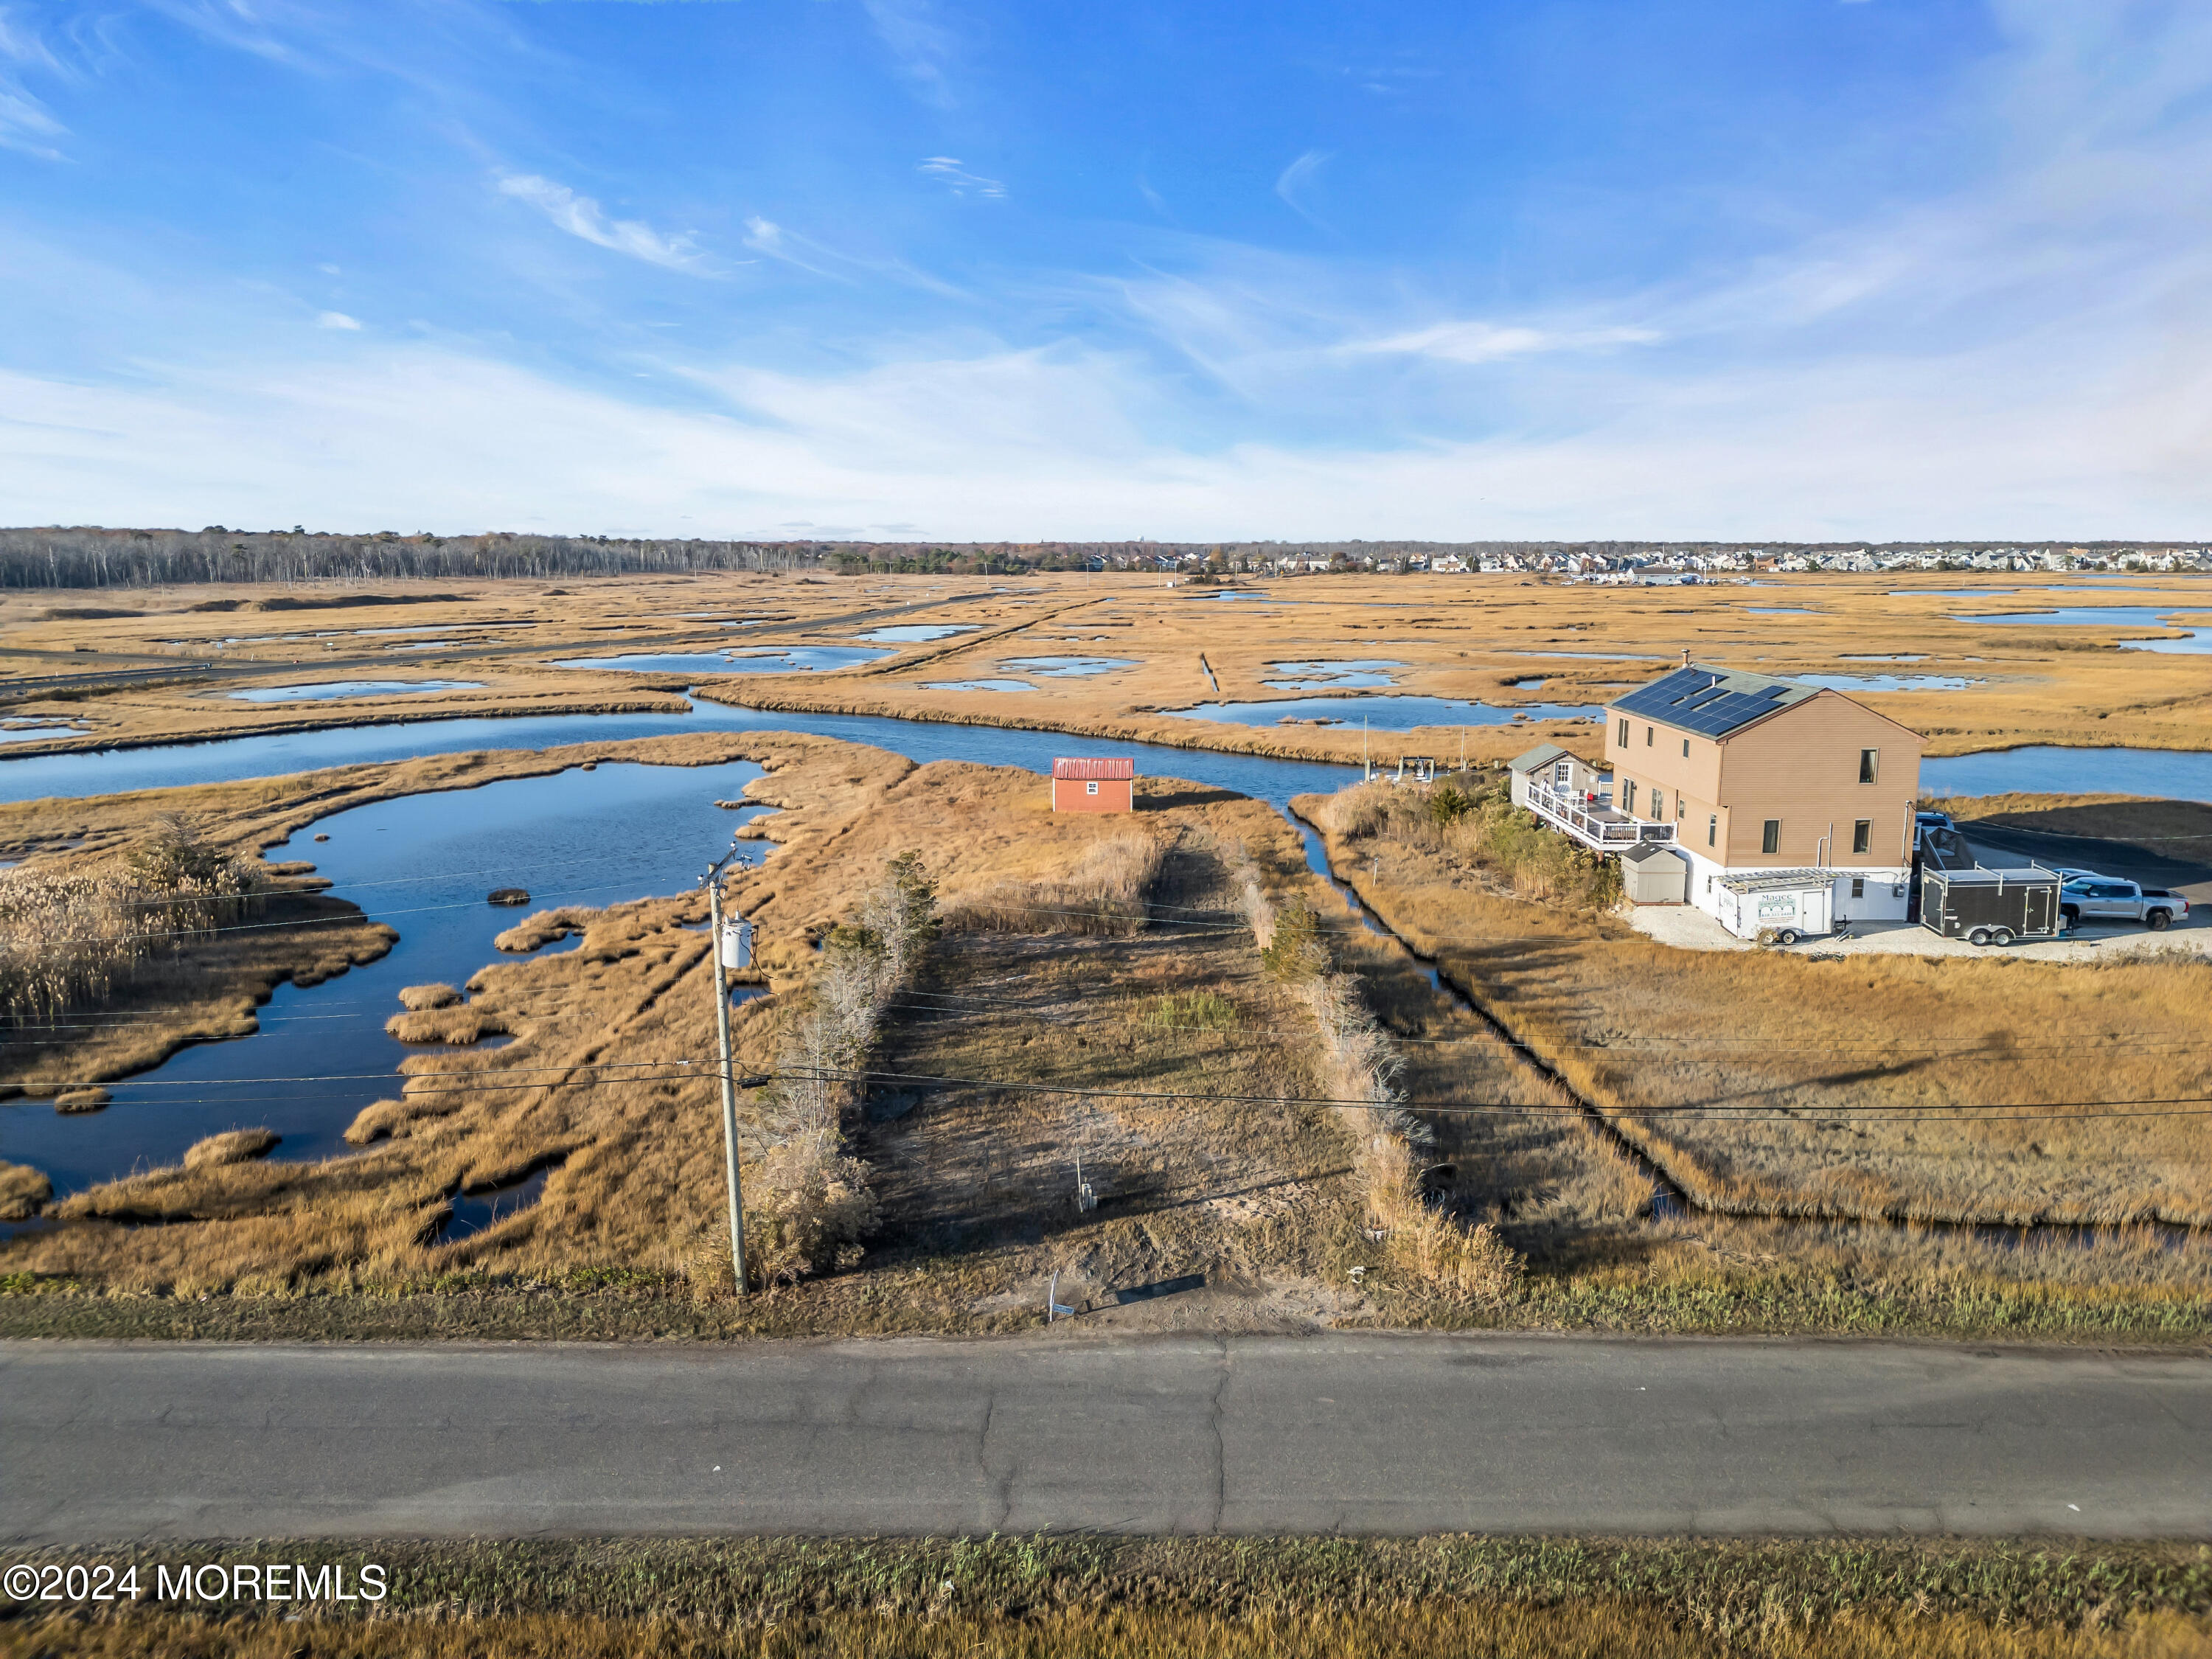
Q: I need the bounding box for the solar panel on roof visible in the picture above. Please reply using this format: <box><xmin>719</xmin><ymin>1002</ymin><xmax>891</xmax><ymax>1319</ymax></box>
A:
<box><xmin>1613</xmin><ymin>664</ymin><xmax>1817</xmax><ymax>738</ymax></box>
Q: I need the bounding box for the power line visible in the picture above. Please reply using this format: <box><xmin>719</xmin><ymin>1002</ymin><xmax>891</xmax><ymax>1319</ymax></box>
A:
<box><xmin>29</xmin><ymin>1057</ymin><xmax>2212</xmax><ymax>1124</ymax></box>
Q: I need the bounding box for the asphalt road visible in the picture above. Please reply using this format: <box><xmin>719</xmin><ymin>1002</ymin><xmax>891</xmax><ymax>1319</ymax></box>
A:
<box><xmin>6</xmin><ymin>1334</ymin><xmax>2211</xmax><ymax>1541</ymax></box>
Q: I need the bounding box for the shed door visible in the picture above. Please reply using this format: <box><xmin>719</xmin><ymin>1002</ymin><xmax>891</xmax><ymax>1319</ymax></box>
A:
<box><xmin>2024</xmin><ymin>885</ymin><xmax>2053</xmax><ymax>933</ymax></box>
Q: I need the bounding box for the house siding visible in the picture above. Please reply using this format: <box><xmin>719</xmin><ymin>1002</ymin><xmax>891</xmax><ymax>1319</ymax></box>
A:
<box><xmin>1603</xmin><ymin>719</ymin><xmax>1725</xmax><ymax>848</ymax></box>
<box><xmin>1714</xmin><ymin>695</ymin><xmax>1920</xmax><ymax>868</ymax></box>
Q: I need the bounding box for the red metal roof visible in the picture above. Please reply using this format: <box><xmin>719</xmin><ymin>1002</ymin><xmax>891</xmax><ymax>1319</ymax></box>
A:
<box><xmin>1052</xmin><ymin>757</ymin><xmax>1135</xmax><ymax>780</ymax></box>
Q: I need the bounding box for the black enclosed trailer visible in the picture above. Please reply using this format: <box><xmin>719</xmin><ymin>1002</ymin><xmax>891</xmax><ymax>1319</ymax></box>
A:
<box><xmin>1918</xmin><ymin>866</ymin><xmax>2062</xmax><ymax>946</ymax></box>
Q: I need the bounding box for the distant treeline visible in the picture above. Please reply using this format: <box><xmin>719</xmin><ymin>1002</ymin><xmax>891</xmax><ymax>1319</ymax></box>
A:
<box><xmin>0</xmin><ymin>525</ymin><xmax>2196</xmax><ymax>591</ymax></box>
<box><xmin>0</xmin><ymin>529</ymin><xmax>846</xmax><ymax>591</ymax></box>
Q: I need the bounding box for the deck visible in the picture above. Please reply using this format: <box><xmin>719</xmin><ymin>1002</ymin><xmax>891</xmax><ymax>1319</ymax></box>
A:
<box><xmin>1526</xmin><ymin>779</ymin><xmax>1677</xmax><ymax>849</ymax></box>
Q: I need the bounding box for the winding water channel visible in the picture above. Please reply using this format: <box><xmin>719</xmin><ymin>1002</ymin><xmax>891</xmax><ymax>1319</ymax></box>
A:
<box><xmin>4</xmin><ymin>695</ymin><xmax>2210</xmax><ymax>1214</ymax></box>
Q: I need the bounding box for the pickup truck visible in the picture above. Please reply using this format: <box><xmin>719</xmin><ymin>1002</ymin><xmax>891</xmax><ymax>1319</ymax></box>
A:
<box><xmin>2059</xmin><ymin>878</ymin><xmax>2191</xmax><ymax>931</ymax></box>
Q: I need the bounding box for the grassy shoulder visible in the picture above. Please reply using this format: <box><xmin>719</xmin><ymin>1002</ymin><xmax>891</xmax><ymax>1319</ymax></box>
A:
<box><xmin>7</xmin><ymin>1259</ymin><xmax>2212</xmax><ymax>1344</ymax></box>
<box><xmin>4</xmin><ymin>1535</ymin><xmax>2209</xmax><ymax>1659</ymax></box>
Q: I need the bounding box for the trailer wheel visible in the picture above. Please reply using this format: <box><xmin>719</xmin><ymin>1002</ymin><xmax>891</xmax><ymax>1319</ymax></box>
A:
<box><xmin>1991</xmin><ymin>927</ymin><xmax>2015</xmax><ymax>947</ymax></box>
<box><xmin>1775</xmin><ymin>928</ymin><xmax>1800</xmax><ymax>946</ymax></box>
<box><xmin>2060</xmin><ymin>905</ymin><xmax>2080</xmax><ymax>927</ymax></box>
<box><xmin>1967</xmin><ymin>927</ymin><xmax>1992</xmax><ymax>947</ymax></box>
<box><xmin>2147</xmin><ymin>909</ymin><xmax>2171</xmax><ymax>931</ymax></box>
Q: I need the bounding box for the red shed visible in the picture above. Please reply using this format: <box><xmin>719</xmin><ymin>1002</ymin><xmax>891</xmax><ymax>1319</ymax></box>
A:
<box><xmin>1051</xmin><ymin>756</ymin><xmax>1135</xmax><ymax>813</ymax></box>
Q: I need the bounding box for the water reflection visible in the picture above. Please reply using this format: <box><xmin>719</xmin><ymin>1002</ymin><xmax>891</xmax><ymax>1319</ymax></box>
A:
<box><xmin>224</xmin><ymin>681</ymin><xmax>484</xmax><ymax>703</ymax></box>
<box><xmin>1794</xmin><ymin>674</ymin><xmax>1982</xmax><ymax>692</ymax></box>
<box><xmin>1169</xmin><ymin>695</ymin><xmax>1601</xmax><ymax>729</ymax></box>
<box><xmin>1</xmin><ymin>761</ymin><xmax>775</xmax><ymax>1196</ymax></box>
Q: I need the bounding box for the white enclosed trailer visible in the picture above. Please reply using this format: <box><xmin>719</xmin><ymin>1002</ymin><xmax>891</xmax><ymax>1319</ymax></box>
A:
<box><xmin>1713</xmin><ymin>869</ymin><xmax>1835</xmax><ymax>944</ymax></box>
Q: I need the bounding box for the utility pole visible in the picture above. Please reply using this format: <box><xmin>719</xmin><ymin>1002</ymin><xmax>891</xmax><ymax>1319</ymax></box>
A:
<box><xmin>703</xmin><ymin>844</ymin><xmax>748</xmax><ymax>1297</ymax></box>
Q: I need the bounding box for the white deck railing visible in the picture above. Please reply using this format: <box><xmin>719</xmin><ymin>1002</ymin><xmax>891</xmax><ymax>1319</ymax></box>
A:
<box><xmin>1527</xmin><ymin>780</ymin><xmax>1677</xmax><ymax>849</ymax></box>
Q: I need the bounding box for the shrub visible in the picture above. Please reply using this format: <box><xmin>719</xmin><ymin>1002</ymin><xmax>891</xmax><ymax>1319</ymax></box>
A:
<box><xmin>1147</xmin><ymin>991</ymin><xmax>1241</xmax><ymax>1030</ymax></box>
<box><xmin>746</xmin><ymin>1143</ymin><xmax>884</xmax><ymax>1289</ymax></box>
<box><xmin>1428</xmin><ymin>783</ymin><xmax>1474</xmax><ymax>829</ymax></box>
<box><xmin>1261</xmin><ymin>897</ymin><xmax>1329</xmax><ymax>982</ymax></box>
<box><xmin>1329</xmin><ymin>777</ymin><xmax>1621</xmax><ymax>911</ymax></box>
<box><xmin>753</xmin><ymin>852</ymin><xmax>938</xmax><ymax>1290</ymax></box>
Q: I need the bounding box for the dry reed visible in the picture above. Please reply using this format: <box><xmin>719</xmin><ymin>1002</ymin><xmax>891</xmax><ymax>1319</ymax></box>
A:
<box><xmin>0</xmin><ymin>816</ymin><xmax>262</xmax><ymax>1027</ymax></box>
<box><xmin>944</xmin><ymin>831</ymin><xmax>1168</xmax><ymax>935</ymax></box>
<box><xmin>1236</xmin><ymin>845</ymin><xmax>1523</xmax><ymax>1304</ymax></box>
<box><xmin>0</xmin><ymin>1161</ymin><xmax>49</xmax><ymax>1220</ymax></box>
<box><xmin>1304</xmin><ymin>779</ymin><xmax>2212</xmax><ymax>1232</ymax></box>
<box><xmin>737</xmin><ymin>853</ymin><xmax>937</xmax><ymax>1290</ymax></box>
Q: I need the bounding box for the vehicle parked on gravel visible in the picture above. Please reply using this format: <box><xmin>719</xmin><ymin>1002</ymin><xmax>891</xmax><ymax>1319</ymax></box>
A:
<box><xmin>2060</xmin><ymin>877</ymin><xmax>2191</xmax><ymax>931</ymax></box>
<box><xmin>1919</xmin><ymin>865</ymin><xmax>2062</xmax><ymax>947</ymax></box>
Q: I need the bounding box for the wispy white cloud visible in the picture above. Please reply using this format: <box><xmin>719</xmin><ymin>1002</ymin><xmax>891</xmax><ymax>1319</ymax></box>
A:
<box><xmin>742</xmin><ymin>212</ymin><xmax>966</xmax><ymax>298</ymax></box>
<box><xmin>315</xmin><ymin>310</ymin><xmax>362</xmax><ymax>330</ymax></box>
<box><xmin>10</xmin><ymin>2</ymin><xmax>2212</xmax><ymax>542</ymax></box>
<box><xmin>1273</xmin><ymin>149</ymin><xmax>1329</xmax><ymax>229</ymax></box>
<box><xmin>862</xmin><ymin>0</ymin><xmax>955</xmax><ymax>106</ymax></box>
<box><xmin>741</xmin><ymin>215</ymin><xmax>843</xmax><ymax>280</ymax></box>
<box><xmin>0</xmin><ymin>9</ymin><xmax>70</xmax><ymax>159</ymax></box>
<box><xmin>496</xmin><ymin>173</ymin><xmax>709</xmax><ymax>273</ymax></box>
<box><xmin>1348</xmin><ymin>320</ymin><xmax>1663</xmax><ymax>365</ymax></box>
<box><xmin>7</xmin><ymin>321</ymin><xmax>2209</xmax><ymax>541</ymax></box>
<box><xmin>918</xmin><ymin>156</ymin><xmax>1004</xmax><ymax>198</ymax></box>
<box><xmin>138</xmin><ymin>0</ymin><xmax>314</xmax><ymax>66</ymax></box>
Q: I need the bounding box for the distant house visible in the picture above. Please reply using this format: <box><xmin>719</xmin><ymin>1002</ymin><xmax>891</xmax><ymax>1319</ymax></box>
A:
<box><xmin>1051</xmin><ymin>757</ymin><xmax>1135</xmax><ymax>813</ymax></box>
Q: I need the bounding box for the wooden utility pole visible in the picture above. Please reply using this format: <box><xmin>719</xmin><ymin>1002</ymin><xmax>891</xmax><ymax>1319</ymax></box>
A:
<box><xmin>705</xmin><ymin>851</ymin><xmax>748</xmax><ymax>1297</ymax></box>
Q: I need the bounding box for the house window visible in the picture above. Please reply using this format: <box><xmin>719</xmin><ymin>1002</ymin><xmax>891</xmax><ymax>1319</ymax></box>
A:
<box><xmin>1852</xmin><ymin>818</ymin><xmax>1871</xmax><ymax>855</ymax></box>
<box><xmin>1623</xmin><ymin>780</ymin><xmax>1637</xmax><ymax>813</ymax></box>
<box><xmin>1851</xmin><ymin>877</ymin><xmax>1865</xmax><ymax>899</ymax></box>
<box><xmin>1645</xmin><ymin>725</ymin><xmax>1653</xmax><ymax>746</ymax></box>
<box><xmin>1707</xmin><ymin>814</ymin><xmax>1717</xmax><ymax>847</ymax></box>
<box><xmin>1085</xmin><ymin>780</ymin><xmax>1099</xmax><ymax>796</ymax></box>
<box><xmin>1761</xmin><ymin>819</ymin><xmax>1781</xmax><ymax>855</ymax></box>
<box><xmin>1859</xmin><ymin>748</ymin><xmax>1879</xmax><ymax>784</ymax></box>
<box><xmin>1650</xmin><ymin>789</ymin><xmax>1664</xmax><ymax>819</ymax></box>
<box><xmin>1681</xmin><ymin>738</ymin><xmax>1689</xmax><ymax>758</ymax></box>
<box><xmin>1617</xmin><ymin>717</ymin><xmax>1629</xmax><ymax>746</ymax></box>
<box><xmin>1677</xmin><ymin>795</ymin><xmax>1686</xmax><ymax>820</ymax></box>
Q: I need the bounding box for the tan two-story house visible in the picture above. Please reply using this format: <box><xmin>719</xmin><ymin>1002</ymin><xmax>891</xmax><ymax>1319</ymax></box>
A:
<box><xmin>1601</xmin><ymin>663</ymin><xmax>1923</xmax><ymax>922</ymax></box>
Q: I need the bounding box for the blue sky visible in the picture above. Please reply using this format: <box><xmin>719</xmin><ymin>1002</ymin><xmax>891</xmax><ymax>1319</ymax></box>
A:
<box><xmin>2</xmin><ymin>1</ymin><xmax>2208</xmax><ymax>540</ymax></box>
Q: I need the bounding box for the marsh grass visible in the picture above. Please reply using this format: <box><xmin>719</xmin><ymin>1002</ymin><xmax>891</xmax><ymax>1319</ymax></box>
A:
<box><xmin>0</xmin><ymin>815</ymin><xmax>263</xmax><ymax>1025</ymax></box>
<box><xmin>9</xmin><ymin>726</ymin><xmax>2211</xmax><ymax>1343</ymax></box>
<box><xmin>1235</xmin><ymin>844</ymin><xmax>1525</xmax><ymax>1304</ymax></box>
<box><xmin>4</xmin><ymin>1536</ymin><xmax>2209</xmax><ymax>1659</ymax></box>
<box><xmin>944</xmin><ymin>830</ymin><xmax>1169</xmax><ymax>935</ymax></box>
<box><xmin>10</xmin><ymin>568</ymin><xmax>2212</xmax><ymax>781</ymax></box>
<box><xmin>1302</xmin><ymin>782</ymin><xmax>2212</xmax><ymax>1232</ymax></box>
<box><xmin>0</xmin><ymin>1161</ymin><xmax>49</xmax><ymax>1219</ymax></box>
